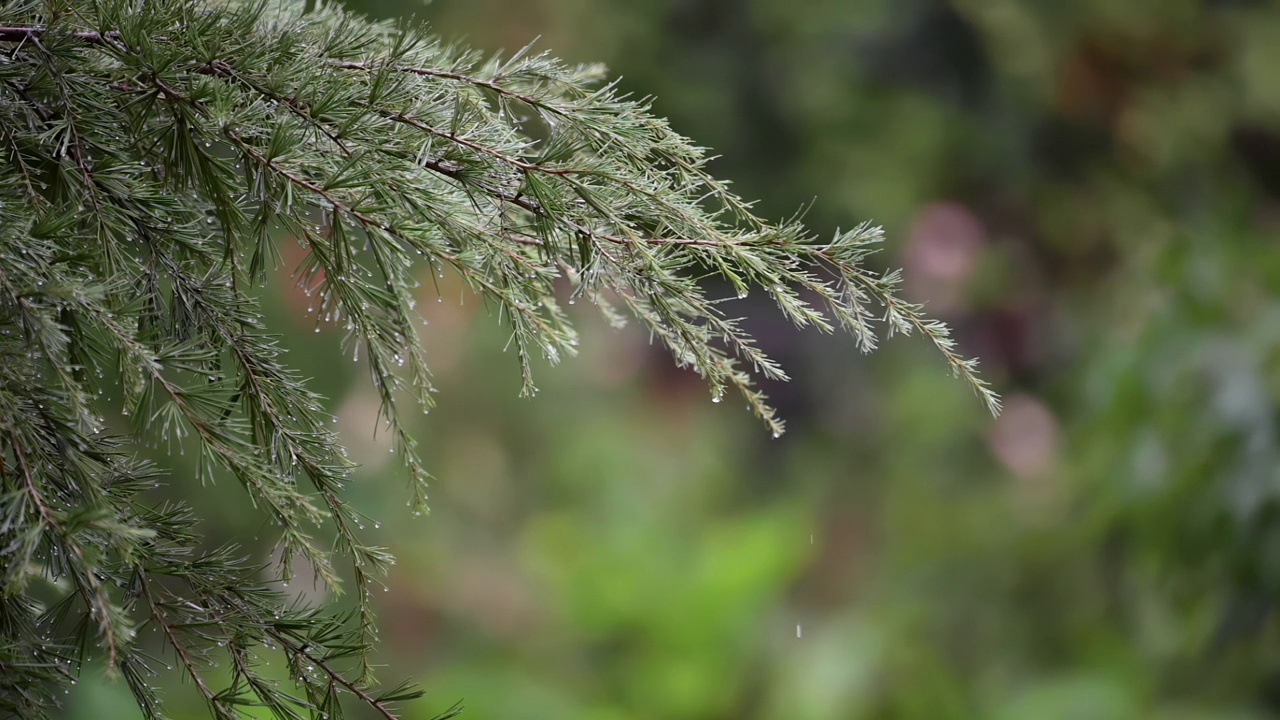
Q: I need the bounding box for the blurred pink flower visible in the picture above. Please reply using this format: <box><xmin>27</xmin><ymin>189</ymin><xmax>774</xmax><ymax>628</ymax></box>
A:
<box><xmin>903</xmin><ymin>201</ymin><xmax>987</xmax><ymax>313</ymax></box>
<box><xmin>988</xmin><ymin>393</ymin><xmax>1059</xmax><ymax>481</ymax></box>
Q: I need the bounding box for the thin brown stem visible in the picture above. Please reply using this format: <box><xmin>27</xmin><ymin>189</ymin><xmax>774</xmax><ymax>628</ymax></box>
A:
<box><xmin>9</xmin><ymin>428</ymin><xmax>120</xmax><ymax>666</ymax></box>
<box><xmin>265</xmin><ymin>627</ymin><xmax>402</xmax><ymax>720</ymax></box>
<box><xmin>138</xmin><ymin>577</ymin><xmax>234</xmax><ymax>719</ymax></box>
<box><xmin>0</xmin><ymin>26</ymin><xmax>118</xmax><ymax>44</ymax></box>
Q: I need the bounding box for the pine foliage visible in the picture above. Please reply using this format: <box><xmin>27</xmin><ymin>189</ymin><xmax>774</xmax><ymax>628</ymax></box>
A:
<box><xmin>0</xmin><ymin>0</ymin><xmax>997</xmax><ymax>717</ymax></box>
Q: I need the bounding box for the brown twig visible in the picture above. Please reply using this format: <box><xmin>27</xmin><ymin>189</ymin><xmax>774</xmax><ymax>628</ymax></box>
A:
<box><xmin>9</xmin><ymin>428</ymin><xmax>121</xmax><ymax>666</ymax></box>
<box><xmin>138</xmin><ymin>577</ymin><xmax>235</xmax><ymax>719</ymax></box>
<box><xmin>0</xmin><ymin>26</ymin><xmax>118</xmax><ymax>44</ymax></box>
<box><xmin>264</xmin><ymin>626</ymin><xmax>403</xmax><ymax>720</ymax></box>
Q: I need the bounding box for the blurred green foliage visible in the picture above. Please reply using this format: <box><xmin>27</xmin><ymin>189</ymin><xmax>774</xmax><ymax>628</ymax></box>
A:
<box><xmin>68</xmin><ymin>0</ymin><xmax>1280</xmax><ymax>718</ymax></box>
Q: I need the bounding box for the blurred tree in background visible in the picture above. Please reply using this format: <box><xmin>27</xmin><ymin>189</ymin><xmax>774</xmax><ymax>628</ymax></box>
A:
<box><xmin>66</xmin><ymin>0</ymin><xmax>1280</xmax><ymax>719</ymax></box>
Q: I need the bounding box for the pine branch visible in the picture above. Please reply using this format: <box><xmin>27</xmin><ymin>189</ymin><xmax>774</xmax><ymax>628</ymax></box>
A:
<box><xmin>0</xmin><ymin>1</ymin><xmax>998</xmax><ymax>717</ymax></box>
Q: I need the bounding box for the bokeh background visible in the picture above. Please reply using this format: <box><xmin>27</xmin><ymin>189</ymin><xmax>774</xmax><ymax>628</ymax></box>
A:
<box><xmin>69</xmin><ymin>0</ymin><xmax>1280</xmax><ymax>718</ymax></box>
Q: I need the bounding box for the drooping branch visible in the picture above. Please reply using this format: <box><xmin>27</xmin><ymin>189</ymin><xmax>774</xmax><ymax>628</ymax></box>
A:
<box><xmin>0</xmin><ymin>3</ymin><xmax>996</xmax><ymax>718</ymax></box>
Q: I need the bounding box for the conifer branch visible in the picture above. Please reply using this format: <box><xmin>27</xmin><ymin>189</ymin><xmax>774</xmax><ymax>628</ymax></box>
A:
<box><xmin>0</xmin><ymin>1</ymin><xmax>996</xmax><ymax>717</ymax></box>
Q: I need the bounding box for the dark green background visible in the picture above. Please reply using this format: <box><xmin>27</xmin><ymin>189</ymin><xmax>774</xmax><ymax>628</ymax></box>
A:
<box><xmin>69</xmin><ymin>0</ymin><xmax>1280</xmax><ymax>717</ymax></box>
